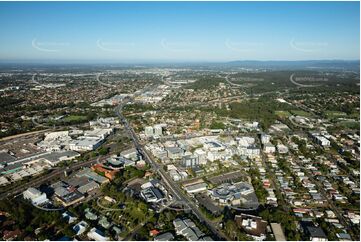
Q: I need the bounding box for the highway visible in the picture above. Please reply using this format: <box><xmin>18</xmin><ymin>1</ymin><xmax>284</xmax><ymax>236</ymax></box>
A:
<box><xmin>289</xmin><ymin>73</ymin><xmax>321</xmax><ymax>88</ymax></box>
<box><xmin>115</xmin><ymin>99</ymin><xmax>230</xmax><ymax>241</ymax></box>
<box><xmin>96</xmin><ymin>73</ymin><xmax>116</xmax><ymax>88</ymax></box>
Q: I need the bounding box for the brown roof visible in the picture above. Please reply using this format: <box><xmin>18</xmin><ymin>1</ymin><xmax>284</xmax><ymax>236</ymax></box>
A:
<box><xmin>235</xmin><ymin>214</ymin><xmax>267</xmax><ymax>237</ymax></box>
<box><xmin>3</xmin><ymin>229</ymin><xmax>22</xmax><ymax>240</ymax></box>
<box><xmin>181</xmin><ymin>178</ymin><xmax>204</xmax><ymax>188</ymax></box>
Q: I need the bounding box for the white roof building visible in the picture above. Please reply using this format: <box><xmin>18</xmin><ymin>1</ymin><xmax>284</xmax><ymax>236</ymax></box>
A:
<box><xmin>23</xmin><ymin>187</ymin><xmax>49</xmax><ymax>205</ymax></box>
<box><xmin>87</xmin><ymin>228</ymin><xmax>110</xmax><ymax>241</ymax></box>
<box><xmin>277</xmin><ymin>144</ymin><xmax>289</xmax><ymax>154</ymax></box>
<box><xmin>263</xmin><ymin>144</ymin><xmax>276</xmax><ymax>154</ymax></box>
<box><xmin>73</xmin><ymin>221</ymin><xmax>88</xmax><ymax>235</ymax></box>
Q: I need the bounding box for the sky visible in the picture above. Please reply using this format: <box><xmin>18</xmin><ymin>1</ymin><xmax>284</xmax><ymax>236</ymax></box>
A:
<box><xmin>0</xmin><ymin>1</ymin><xmax>359</xmax><ymax>63</ymax></box>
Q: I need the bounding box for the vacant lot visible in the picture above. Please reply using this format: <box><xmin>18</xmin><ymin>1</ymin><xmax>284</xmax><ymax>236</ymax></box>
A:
<box><xmin>275</xmin><ymin>111</ymin><xmax>292</xmax><ymax>118</ymax></box>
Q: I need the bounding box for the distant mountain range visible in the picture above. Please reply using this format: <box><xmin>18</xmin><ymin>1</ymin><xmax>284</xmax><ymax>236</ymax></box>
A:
<box><xmin>0</xmin><ymin>60</ymin><xmax>359</xmax><ymax>72</ymax></box>
<box><xmin>223</xmin><ymin>60</ymin><xmax>360</xmax><ymax>71</ymax></box>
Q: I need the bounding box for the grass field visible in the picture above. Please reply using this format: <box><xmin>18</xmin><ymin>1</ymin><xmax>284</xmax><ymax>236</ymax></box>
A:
<box><xmin>275</xmin><ymin>111</ymin><xmax>292</xmax><ymax>118</ymax></box>
<box><xmin>62</xmin><ymin>115</ymin><xmax>88</xmax><ymax>122</ymax></box>
<box><xmin>337</xmin><ymin>120</ymin><xmax>359</xmax><ymax>129</ymax></box>
<box><xmin>290</xmin><ymin>110</ymin><xmax>312</xmax><ymax>117</ymax></box>
<box><xmin>324</xmin><ymin>111</ymin><xmax>347</xmax><ymax>118</ymax></box>
<box><xmin>350</xmin><ymin>112</ymin><xmax>360</xmax><ymax>119</ymax></box>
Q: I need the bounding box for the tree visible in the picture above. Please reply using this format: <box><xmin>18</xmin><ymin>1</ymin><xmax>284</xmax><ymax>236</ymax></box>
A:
<box><xmin>210</xmin><ymin>121</ymin><xmax>225</xmax><ymax>130</ymax></box>
<box><xmin>98</xmin><ymin>147</ymin><xmax>109</xmax><ymax>156</ymax></box>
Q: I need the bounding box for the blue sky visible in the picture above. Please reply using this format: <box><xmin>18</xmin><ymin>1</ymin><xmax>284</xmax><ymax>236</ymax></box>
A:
<box><xmin>0</xmin><ymin>1</ymin><xmax>359</xmax><ymax>62</ymax></box>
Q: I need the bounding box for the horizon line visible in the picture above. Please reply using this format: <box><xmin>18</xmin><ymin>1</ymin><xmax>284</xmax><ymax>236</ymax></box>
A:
<box><xmin>0</xmin><ymin>59</ymin><xmax>359</xmax><ymax>65</ymax></box>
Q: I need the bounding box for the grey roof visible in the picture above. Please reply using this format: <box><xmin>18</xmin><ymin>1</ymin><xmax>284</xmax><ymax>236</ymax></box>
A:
<box><xmin>337</xmin><ymin>233</ymin><xmax>351</xmax><ymax>240</ymax></box>
<box><xmin>67</xmin><ymin>176</ymin><xmax>90</xmax><ymax>188</ymax></box>
<box><xmin>54</xmin><ymin>186</ymin><xmax>71</xmax><ymax>197</ymax></box>
<box><xmin>154</xmin><ymin>232</ymin><xmax>174</xmax><ymax>241</ymax></box>
<box><xmin>0</xmin><ymin>162</ymin><xmax>22</xmax><ymax>174</ymax></box>
<box><xmin>85</xmin><ymin>210</ymin><xmax>98</xmax><ymax>220</ymax></box>
<box><xmin>184</xmin><ymin>228</ymin><xmax>199</xmax><ymax>241</ymax></box>
<box><xmin>166</xmin><ymin>147</ymin><xmax>184</xmax><ymax>154</ymax></box>
<box><xmin>183</xmin><ymin>219</ymin><xmax>196</xmax><ymax>228</ymax></box>
<box><xmin>195</xmin><ymin>194</ymin><xmax>222</xmax><ymax>215</ymax></box>
<box><xmin>59</xmin><ymin>190</ymin><xmax>84</xmax><ymax>204</ymax></box>
<box><xmin>51</xmin><ymin>181</ymin><xmax>68</xmax><ymax>189</ymax></box>
<box><xmin>141</xmin><ymin>187</ymin><xmax>164</xmax><ymax>202</ymax></box>
<box><xmin>120</xmin><ymin>148</ymin><xmax>137</xmax><ymax>156</ymax></box>
<box><xmin>306</xmin><ymin>226</ymin><xmax>327</xmax><ymax>238</ymax></box>
<box><xmin>199</xmin><ymin>236</ymin><xmax>213</xmax><ymax>241</ymax></box>
<box><xmin>41</xmin><ymin>151</ymin><xmax>79</xmax><ymax>163</ymax></box>
<box><xmin>192</xmin><ymin>227</ymin><xmax>205</xmax><ymax>238</ymax></box>
<box><xmin>78</xmin><ymin>181</ymin><xmax>99</xmax><ymax>194</ymax></box>
<box><xmin>99</xmin><ymin>216</ymin><xmax>111</xmax><ymax>229</ymax></box>
<box><xmin>0</xmin><ymin>152</ymin><xmax>15</xmax><ymax>164</ymax></box>
<box><xmin>112</xmin><ymin>226</ymin><xmax>123</xmax><ymax>235</ymax></box>
<box><xmin>152</xmin><ymin>187</ymin><xmax>164</xmax><ymax>199</ymax></box>
<box><xmin>173</xmin><ymin>218</ymin><xmax>187</xmax><ymax>232</ymax></box>
<box><xmin>76</xmin><ymin>168</ymin><xmax>108</xmax><ymax>184</ymax></box>
<box><xmin>185</xmin><ymin>183</ymin><xmax>207</xmax><ymax>192</ymax></box>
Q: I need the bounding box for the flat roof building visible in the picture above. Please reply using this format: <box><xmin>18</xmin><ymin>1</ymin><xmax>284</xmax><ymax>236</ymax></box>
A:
<box><xmin>23</xmin><ymin>187</ymin><xmax>49</xmax><ymax>205</ymax></box>
<box><xmin>184</xmin><ymin>182</ymin><xmax>208</xmax><ymax>194</ymax></box>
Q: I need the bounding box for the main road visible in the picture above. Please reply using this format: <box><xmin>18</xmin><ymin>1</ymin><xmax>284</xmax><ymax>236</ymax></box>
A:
<box><xmin>115</xmin><ymin>99</ymin><xmax>230</xmax><ymax>241</ymax></box>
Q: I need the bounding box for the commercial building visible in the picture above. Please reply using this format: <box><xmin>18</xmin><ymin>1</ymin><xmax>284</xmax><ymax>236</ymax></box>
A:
<box><xmin>311</xmin><ymin>133</ymin><xmax>331</xmax><ymax>147</ymax></box>
<box><xmin>120</xmin><ymin>148</ymin><xmax>140</xmax><ymax>161</ymax></box>
<box><xmin>69</xmin><ymin>128</ymin><xmax>112</xmax><ymax>151</ymax></box>
<box><xmin>145</xmin><ymin>124</ymin><xmax>166</xmax><ymax>138</ymax></box>
<box><xmin>23</xmin><ymin>187</ymin><xmax>49</xmax><ymax>205</ymax></box>
<box><xmin>75</xmin><ymin>167</ymin><xmax>109</xmax><ymax>184</ymax></box>
<box><xmin>184</xmin><ymin>182</ymin><xmax>208</xmax><ymax>194</ymax></box>
<box><xmin>91</xmin><ymin>164</ymin><xmax>118</xmax><ymax>180</ymax></box>
<box><xmin>194</xmin><ymin>149</ymin><xmax>207</xmax><ymax>165</ymax></box>
<box><xmin>140</xmin><ymin>186</ymin><xmax>165</xmax><ymax>203</ymax></box>
<box><xmin>77</xmin><ymin>180</ymin><xmax>100</xmax><ymax>194</ymax></box>
<box><xmin>208</xmin><ymin>182</ymin><xmax>255</xmax><ymax>206</ymax></box>
<box><xmin>24</xmin><ymin>150</ymin><xmax>80</xmax><ymax>167</ymax></box>
<box><xmin>55</xmin><ymin>190</ymin><xmax>85</xmax><ymax>207</ymax></box>
<box><xmin>145</xmin><ymin>126</ymin><xmax>154</xmax><ymax>137</ymax></box>
<box><xmin>181</xmin><ymin>154</ymin><xmax>199</xmax><ymax>168</ymax></box>
<box><xmin>209</xmin><ymin>171</ymin><xmax>245</xmax><ymax>185</ymax></box>
<box><xmin>237</xmin><ymin>136</ymin><xmax>256</xmax><ymax>147</ymax></box>
<box><xmin>195</xmin><ymin>194</ymin><xmax>222</xmax><ymax>216</ymax></box>
<box><xmin>154</xmin><ymin>124</ymin><xmax>164</xmax><ymax>136</ymax></box>
<box><xmin>37</xmin><ymin>131</ymin><xmax>72</xmax><ymax>151</ymax></box>
<box><xmin>166</xmin><ymin>147</ymin><xmax>184</xmax><ymax>160</ymax></box>
<box><xmin>169</xmin><ymin>169</ymin><xmax>181</xmax><ymax>181</ymax></box>
<box><xmin>69</xmin><ymin>137</ymin><xmax>104</xmax><ymax>151</ymax></box>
